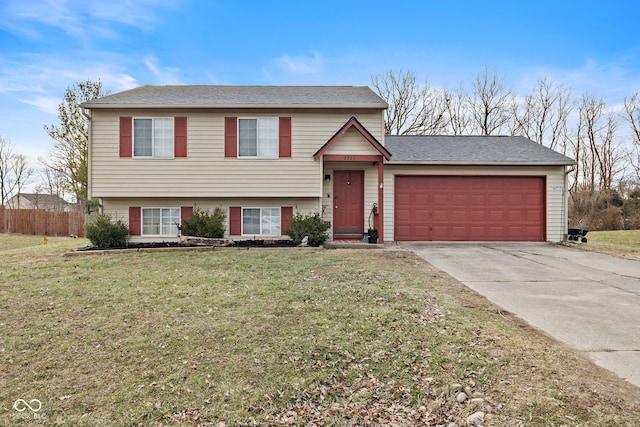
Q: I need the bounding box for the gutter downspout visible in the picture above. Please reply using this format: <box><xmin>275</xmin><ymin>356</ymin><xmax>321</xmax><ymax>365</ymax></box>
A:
<box><xmin>81</xmin><ymin>108</ymin><xmax>99</xmax><ymax>213</ymax></box>
<box><xmin>563</xmin><ymin>165</ymin><xmax>576</xmax><ymax>240</ymax></box>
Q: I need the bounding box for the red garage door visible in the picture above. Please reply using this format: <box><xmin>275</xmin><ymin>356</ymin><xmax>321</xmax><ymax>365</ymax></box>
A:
<box><xmin>395</xmin><ymin>176</ymin><xmax>546</xmax><ymax>241</ymax></box>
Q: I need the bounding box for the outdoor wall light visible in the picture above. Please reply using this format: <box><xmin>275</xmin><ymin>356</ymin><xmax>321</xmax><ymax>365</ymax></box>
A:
<box><xmin>324</xmin><ymin>174</ymin><xmax>331</xmax><ymax>182</ymax></box>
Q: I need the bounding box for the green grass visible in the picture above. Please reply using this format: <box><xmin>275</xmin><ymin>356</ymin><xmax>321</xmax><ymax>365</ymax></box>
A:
<box><xmin>1</xmin><ymin>235</ymin><xmax>640</xmax><ymax>426</ymax></box>
<box><xmin>0</xmin><ymin>233</ymin><xmax>86</xmax><ymax>252</ymax></box>
<box><xmin>573</xmin><ymin>230</ymin><xmax>640</xmax><ymax>260</ymax></box>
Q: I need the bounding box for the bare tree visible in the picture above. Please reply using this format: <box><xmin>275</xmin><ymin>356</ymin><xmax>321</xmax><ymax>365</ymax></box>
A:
<box><xmin>43</xmin><ymin>80</ymin><xmax>109</xmax><ymax>212</ymax></box>
<box><xmin>442</xmin><ymin>86</ymin><xmax>472</xmax><ymax>135</ymax></box>
<box><xmin>0</xmin><ymin>136</ymin><xmax>15</xmax><ymax>205</ymax></box>
<box><xmin>510</xmin><ymin>77</ymin><xmax>572</xmax><ymax>151</ymax></box>
<box><xmin>371</xmin><ymin>70</ymin><xmax>448</xmax><ymax>135</ymax></box>
<box><xmin>0</xmin><ymin>136</ymin><xmax>33</xmax><ymax>206</ymax></box>
<box><xmin>35</xmin><ymin>167</ymin><xmax>69</xmax><ymax>209</ymax></box>
<box><xmin>468</xmin><ymin>68</ymin><xmax>513</xmax><ymax>135</ymax></box>
<box><xmin>574</xmin><ymin>94</ymin><xmax>622</xmax><ymax>192</ymax></box>
<box><xmin>623</xmin><ymin>93</ymin><xmax>640</xmax><ymax>181</ymax></box>
<box><xmin>11</xmin><ymin>154</ymin><xmax>32</xmax><ymax>207</ymax></box>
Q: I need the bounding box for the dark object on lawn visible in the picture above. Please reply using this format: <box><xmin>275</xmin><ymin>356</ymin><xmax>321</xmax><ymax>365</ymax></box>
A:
<box><xmin>567</xmin><ymin>228</ymin><xmax>588</xmax><ymax>243</ymax></box>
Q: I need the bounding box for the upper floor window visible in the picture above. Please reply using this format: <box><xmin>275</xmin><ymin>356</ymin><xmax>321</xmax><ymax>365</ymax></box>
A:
<box><xmin>134</xmin><ymin>117</ymin><xmax>174</xmax><ymax>158</ymax></box>
<box><xmin>238</xmin><ymin>118</ymin><xmax>278</xmax><ymax>158</ymax></box>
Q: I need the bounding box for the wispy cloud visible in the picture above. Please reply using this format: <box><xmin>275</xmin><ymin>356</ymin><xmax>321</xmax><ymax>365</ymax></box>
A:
<box><xmin>518</xmin><ymin>58</ymin><xmax>640</xmax><ymax>103</ymax></box>
<box><xmin>274</xmin><ymin>52</ymin><xmax>324</xmax><ymax>74</ymax></box>
<box><xmin>0</xmin><ymin>54</ymin><xmax>138</xmax><ymax>115</ymax></box>
<box><xmin>262</xmin><ymin>51</ymin><xmax>326</xmax><ymax>83</ymax></box>
<box><xmin>144</xmin><ymin>56</ymin><xmax>184</xmax><ymax>85</ymax></box>
<box><xmin>0</xmin><ymin>0</ymin><xmax>182</xmax><ymax>41</ymax></box>
<box><xmin>18</xmin><ymin>96</ymin><xmax>60</xmax><ymax>116</ymax></box>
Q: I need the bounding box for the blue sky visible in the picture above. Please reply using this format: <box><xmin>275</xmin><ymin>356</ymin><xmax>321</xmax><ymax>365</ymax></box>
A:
<box><xmin>1</xmin><ymin>0</ymin><xmax>639</xmax><ymax>182</ymax></box>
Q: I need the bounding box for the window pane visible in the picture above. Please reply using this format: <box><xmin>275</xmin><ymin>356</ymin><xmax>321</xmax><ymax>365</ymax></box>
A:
<box><xmin>257</xmin><ymin>118</ymin><xmax>278</xmax><ymax>157</ymax></box>
<box><xmin>239</xmin><ymin>119</ymin><xmax>257</xmax><ymax>157</ymax></box>
<box><xmin>161</xmin><ymin>207</ymin><xmax>180</xmax><ymax>235</ymax></box>
<box><xmin>142</xmin><ymin>208</ymin><xmax>160</xmax><ymax>235</ymax></box>
<box><xmin>243</xmin><ymin>208</ymin><xmax>261</xmax><ymax>234</ymax></box>
<box><xmin>261</xmin><ymin>207</ymin><xmax>281</xmax><ymax>235</ymax></box>
<box><xmin>154</xmin><ymin>118</ymin><xmax>174</xmax><ymax>157</ymax></box>
<box><xmin>134</xmin><ymin>119</ymin><xmax>152</xmax><ymax>156</ymax></box>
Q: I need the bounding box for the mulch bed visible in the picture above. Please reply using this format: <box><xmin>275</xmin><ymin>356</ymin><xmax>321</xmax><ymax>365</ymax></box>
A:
<box><xmin>74</xmin><ymin>239</ymin><xmax>298</xmax><ymax>251</ymax></box>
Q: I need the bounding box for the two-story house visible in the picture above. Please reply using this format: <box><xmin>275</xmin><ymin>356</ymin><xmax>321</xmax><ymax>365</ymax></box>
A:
<box><xmin>81</xmin><ymin>85</ymin><xmax>575</xmax><ymax>243</ymax></box>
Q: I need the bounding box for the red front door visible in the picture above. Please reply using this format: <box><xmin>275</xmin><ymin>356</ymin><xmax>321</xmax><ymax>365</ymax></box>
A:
<box><xmin>333</xmin><ymin>170</ymin><xmax>364</xmax><ymax>239</ymax></box>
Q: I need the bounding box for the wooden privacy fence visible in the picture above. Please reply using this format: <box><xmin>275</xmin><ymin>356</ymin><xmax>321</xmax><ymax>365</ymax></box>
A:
<box><xmin>0</xmin><ymin>206</ymin><xmax>85</xmax><ymax>237</ymax></box>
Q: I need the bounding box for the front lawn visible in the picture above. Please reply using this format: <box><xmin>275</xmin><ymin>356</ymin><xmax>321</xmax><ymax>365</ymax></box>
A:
<box><xmin>1</xmin><ymin>237</ymin><xmax>639</xmax><ymax>425</ymax></box>
<box><xmin>573</xmin><ymin>229</ymin><xmax>640</xmax><ymax>260</ymax></box>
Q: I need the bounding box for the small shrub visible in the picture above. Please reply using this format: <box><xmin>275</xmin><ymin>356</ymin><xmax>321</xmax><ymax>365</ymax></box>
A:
<box><xmin>85</xmin><ymin>213</ymin><xmax>130</xmax><ymax>248</ymax></box>
<box><xmin>178</xmin><ymin>207</ymin><xmax>226</xmax><ymax>238</ymax></box>
<box><xmin>286</xmin><ymin>211</ymin><xmax>331</xmax><ymax>247</ymax></box>
<box><xmin>623</xmin><ymin>189</ymin><xmax>640</xmax><ymax>229</ymax></box>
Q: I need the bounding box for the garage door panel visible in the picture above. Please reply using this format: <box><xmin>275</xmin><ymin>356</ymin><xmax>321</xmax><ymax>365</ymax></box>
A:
<box><xmin>469</xmin><ymin>194</ymin><xmax>487</xmax><ymax>206</ymax></box>
<box><xmin>526</xmin><ymin>211</ymin><xmax>542</xmax><ymax>221</ymax></box>
<box><xmin>449</xmin><ymin>195</ymin><xmax>465</xmax><ymax>205</ymax></box>
<box><xmin>413</xmin><ymin>193</ymin><xmax>428</xmax><ymax>204</ymax></box>
<box><xmin>396</xmin><ymin>192</ymin><xmax>411</xmax><ymax>206</ymax></box>
<box><xmin>395</xmin><ymin>176</ymin><xmax>545</xmax><ymax>241</ymax></box>
<box><xmin>488</xmin><ymin>210</ymin><xmax>505</xmax><ymax>221</ymax></box>
<box><xmin>469</xmin><ymin>209</ymin><xmax>486</xmax><ymax>221</ymax></box>
<box><xmin>488</xmin><ymin>195</ymin><xmax>505</xmax><ymax>205</ymax></box>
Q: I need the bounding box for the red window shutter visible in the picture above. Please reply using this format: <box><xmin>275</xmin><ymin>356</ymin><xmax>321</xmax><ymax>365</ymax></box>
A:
<box><xmin>174</xmin><ymin>117</ymin><xmax>187</xmax><ymax>157</ymax></box>
<box><xmin>129</xmin><ymin>206</ymin><xmax>141</xmax><ymax>236</ymax></box>
<box><xmin>229</xmin><ymin>206</ymin><xmax>241</xmax><ymax>235</ymax></box>
<box><xmin>181</xmin><ymin>206</ymin><xmax>193</xmax><ymax>222</ymax></box>
<box><xmin>120</xmin><ymin>117</ymin><xmax>132</xmax><ymax>158</ymax></box>
<box><xmin>279</xmin><ymin>117</ymin><xmax>291</xmax><ymax>158</ymax></box>
<box><xmin>281</xmin><ymin>206</ymin><xmax>293</xmax><ymax>235</ymax></box>
<box><xmin>224</xmin><ymin>117</ymin><xmax>238</xmax><ymax>158</ymax></box>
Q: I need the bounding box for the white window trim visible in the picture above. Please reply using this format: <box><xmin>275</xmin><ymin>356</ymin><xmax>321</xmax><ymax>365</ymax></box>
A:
<box><xmin>241</xmin><ymin>207</ymin><xmax>281</xmax><ymax>236</ymax></box>
<box><xmin>141</xmin><ymin>207</ymin><xmax>181</xmax><ymax>237</ymax></box>
<box><xmin>237</xmin><ymin>117</ymin><xmax>279</xmax><ymax>159</ymax></box>
<box><xmin>133</xmin><ymin>117</ymin><xmax>175</xmax><ymax>159</ymax></box>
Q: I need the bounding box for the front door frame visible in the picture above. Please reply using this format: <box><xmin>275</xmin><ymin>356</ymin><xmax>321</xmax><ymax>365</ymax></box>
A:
<box><xmin>322</xmin><ymin>154</ymin><xmax>385</xmax><ymax>243</ymax></box>
<box><xmin>333</xmin><ymin>170</ymin><xmax>365</xmax><ymax>240</ymax></box>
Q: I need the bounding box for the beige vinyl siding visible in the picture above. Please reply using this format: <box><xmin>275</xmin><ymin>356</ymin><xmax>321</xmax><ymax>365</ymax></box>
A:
<box><xmin>90</xmin><ymin>109</ymin><xmax>383</xmax><ymax>199</ymax></box>
<box><xmin>323</xmin><ymin>128</ymin><xmax>383</xmax><ymax>156</ymax></box>
<box><xmin>103</xmin><ymin>197</ymin><xmax>322</xmax><ymax>241</ymax></box>
<box><xmin>383</xmin><ymin>165</ymin><xmax>569</xmax><ymax>243</ymax></box>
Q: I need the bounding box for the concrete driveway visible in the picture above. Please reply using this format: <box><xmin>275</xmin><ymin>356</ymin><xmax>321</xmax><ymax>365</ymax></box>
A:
<box><xmin>403</xmin><ymin>242</ymin><xmax>640</xmax><ymax>388</ymax></box>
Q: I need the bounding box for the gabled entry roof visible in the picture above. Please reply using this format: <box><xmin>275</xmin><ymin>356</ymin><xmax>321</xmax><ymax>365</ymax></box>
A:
<box><xmin>385</xmin><ymin>135</ymin><xmax>575</xmax><ymax>165</ymax></box>
<box><xmin>314</xmin><ymin>116</ymin><xmax>392</xmax><ymax>160</ymax></box>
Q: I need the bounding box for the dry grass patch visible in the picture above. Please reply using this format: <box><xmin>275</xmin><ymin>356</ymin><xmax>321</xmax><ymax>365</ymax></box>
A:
<box><xmin>1</xmin><ymin>240</ymin><xmax>639</xmax><ymax>426</ymax></box>
<box><xmin>567</xmin><ymin>230</ymin><xmax>640</xmax><ymax>260</ymax></box>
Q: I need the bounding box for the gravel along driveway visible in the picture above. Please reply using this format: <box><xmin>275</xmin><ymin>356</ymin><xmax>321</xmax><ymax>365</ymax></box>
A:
<box><xmin>404</xmin><ymin>242</ymin><xmax>640</xmax><ymax>388</ymax></box>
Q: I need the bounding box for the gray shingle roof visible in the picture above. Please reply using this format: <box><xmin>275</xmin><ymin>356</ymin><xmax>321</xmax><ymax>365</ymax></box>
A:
<box><xmin>17</xmin><ymin>193</ymin><xmax>69</xmax><ymax>205</ymax></box>
<box><xmin>81</xmin><ymin>85</ymin><xmax>388</xmax><ymax>109</ymax></box>
<box><xmin>385</xmin><ymin>135</ymin><xmax>575</xmax><ymax>165</ymax></box>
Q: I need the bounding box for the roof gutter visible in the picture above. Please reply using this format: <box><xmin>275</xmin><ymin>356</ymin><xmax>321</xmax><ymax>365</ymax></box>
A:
<box><xmin>386</xmin><ymin>160</ymin><xmax>577</xmax><ymax>166</ymax></box>
<box><xmin>80</xmin><ymin>103</ymin><xmax>387</xmax><ymax>110</ymax></box>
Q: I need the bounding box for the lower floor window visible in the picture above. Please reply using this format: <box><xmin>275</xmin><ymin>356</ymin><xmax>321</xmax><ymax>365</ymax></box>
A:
<box><xmin>142</xmin><ymin>207</ymin><xmax>180</xmax><ymax>236</ymax></box>
<box><xmin>243</xmin><ymin>207</ymin><xmax>280</xmax><ymax>235</ymax></box>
